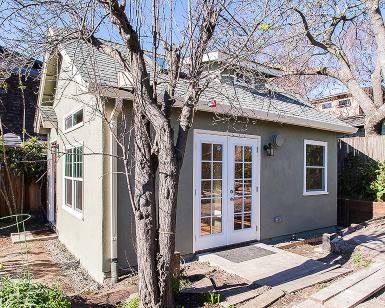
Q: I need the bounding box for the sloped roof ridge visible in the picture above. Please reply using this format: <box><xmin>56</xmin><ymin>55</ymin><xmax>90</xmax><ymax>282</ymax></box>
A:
<box><xmin>49</xmin><ymin>25</ymin><xmax>355</xmax><ymax>133</ymax></box>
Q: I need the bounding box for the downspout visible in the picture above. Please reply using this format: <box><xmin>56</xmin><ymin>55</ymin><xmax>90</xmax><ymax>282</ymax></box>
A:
<box><xmin>110</xmin><ymin>98</ymin><xmax>122</xmax><ymax>283</ymax></box>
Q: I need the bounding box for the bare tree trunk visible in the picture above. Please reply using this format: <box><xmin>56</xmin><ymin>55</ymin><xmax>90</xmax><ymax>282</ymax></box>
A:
<box><xmin>133</xmin><ymin>106</ymin><xmax>159</xmax><ymax>307</ymax></box>
<box><xmin>157</xmin><ymin>144</ymin><xmax>179</xmax><ymax>307</ymax></box>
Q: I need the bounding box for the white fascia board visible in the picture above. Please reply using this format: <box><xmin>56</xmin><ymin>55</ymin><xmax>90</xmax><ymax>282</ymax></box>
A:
<box><xmin>59</xmin><ymin>49</ymin><xmax>88</xmax><ymax>92</ymax></box>
<box><xmin>34</xmin><ymin>55</ymin><xmax>51</xmax><ymax>133</ymax></box>
<box><xmin>191</xmin><ymin>100</ymin><xmax>358</xmax><ymax>134</ymax></box>
<box><xmin>46</xmin><ymin>28</ymin><xmax>87</xmax><ymax>92</ymax></box>
<box><xmin>36</xmin><ymin>51</ymin><xmax>51</xmax><ymax>106</ymax></box>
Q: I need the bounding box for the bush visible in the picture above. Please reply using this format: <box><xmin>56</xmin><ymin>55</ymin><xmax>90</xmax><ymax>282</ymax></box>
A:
<box><xmin>370</xmin><ymin>162</ymin><xmax>385</xmax><ymax>201</ymax></box>
<box><xmin>338</xmin><ymin>153</ymin><xmax>378</xmax><ymax>200</ymax></box>
<box><xmin>0</xmin><ymin>276</ymin><xmax>71</xmax><ymax>307</ymax></box>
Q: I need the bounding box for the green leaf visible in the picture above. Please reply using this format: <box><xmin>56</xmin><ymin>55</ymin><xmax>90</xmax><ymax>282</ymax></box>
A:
<box><xmin>259</xmin><ymin>23</ymin><xmax>271</xmax><ymax>32</ymax></box>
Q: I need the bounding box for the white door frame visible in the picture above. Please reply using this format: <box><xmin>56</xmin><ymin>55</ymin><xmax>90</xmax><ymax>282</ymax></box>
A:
<box><xmin>193</xmin><ymin>129</ymin><xmax>261</xmax><ymax>252</ymax></box>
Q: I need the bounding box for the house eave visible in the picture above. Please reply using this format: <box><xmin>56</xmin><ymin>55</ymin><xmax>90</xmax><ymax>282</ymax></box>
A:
<box><xmin>176</xmin><ymin>100</ymin><xmax>358</xmax><ymax>134</ymax></box>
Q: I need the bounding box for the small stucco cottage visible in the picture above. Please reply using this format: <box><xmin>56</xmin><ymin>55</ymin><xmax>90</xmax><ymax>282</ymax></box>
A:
<box><xmin>35</xmin><ymin>33</ymin><xmax>356</xmax><ymax>283</ymax></box>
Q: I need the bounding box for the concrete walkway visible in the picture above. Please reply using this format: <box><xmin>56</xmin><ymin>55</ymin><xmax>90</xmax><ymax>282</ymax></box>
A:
<box><xmin>198</xmin><ymin>242</ymin><xmax>336</xmax><ymax>286</ymax></box>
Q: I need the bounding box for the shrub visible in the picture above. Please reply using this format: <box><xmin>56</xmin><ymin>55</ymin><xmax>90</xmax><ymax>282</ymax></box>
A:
<box><xmin>370</xmin><ymin>162</ymin><xmax>385</xmax><ymax>201</ymax></box>
<box><xmin>338</xmin><ymin>153</ymin><xmax>378</xmax><ymax>200</ymax></box>
<box><xmin>0</xmin><ymin>276</ymin><xmax>71</xmax><ymax>307</ymax></box>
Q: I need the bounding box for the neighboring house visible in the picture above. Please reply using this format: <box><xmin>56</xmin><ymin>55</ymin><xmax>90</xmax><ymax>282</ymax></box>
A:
<box><xmin>35</xmin><ymin>33</ymin><xmax>356</xmax><ymax>283</ymax></box>
<box><xmin>0</xmin><ymin>46</ymin><xmax>45</xmax><ymax>146</ymax></box>
<box><xmin>310</xmin><ymin>91</ymin><xmax>381</xmax><ymax>137</ymax></box>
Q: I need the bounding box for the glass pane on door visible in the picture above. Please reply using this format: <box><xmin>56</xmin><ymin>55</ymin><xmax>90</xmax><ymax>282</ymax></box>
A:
<box><xmin>200</xmin><ymin>143</ymin><xmax>223</xmax><ymax>235</ymax></box>
<box><xmin>233</xmin><ymin>145</ymin><xmax>252</xmax><ymax>230</ymax></box>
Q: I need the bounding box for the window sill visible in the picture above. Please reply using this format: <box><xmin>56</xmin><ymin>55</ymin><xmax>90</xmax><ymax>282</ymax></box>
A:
<box><xmin>64</xmin><ymin>122</ymin><xmax>84</xmax><ymax>134</ymax></box>
<box><xmin>303</xmin><ymin>191</ymin><xmax>329</xmax><ymax>196</ymax></box>
<box><xmin>62</xmin><ymin>205</ymin><xmax>84</xmax><ymax>220</ymax></box>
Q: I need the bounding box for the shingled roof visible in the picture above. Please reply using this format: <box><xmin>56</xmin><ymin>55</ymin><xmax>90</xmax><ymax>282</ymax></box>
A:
<box><xmin>50</xmin><ymin>26</ymin><xmax>356</xmax><ymax>134</ymax></box>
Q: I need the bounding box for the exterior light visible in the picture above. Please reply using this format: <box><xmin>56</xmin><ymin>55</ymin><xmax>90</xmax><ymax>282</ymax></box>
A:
<box><xmin>263</xmin><ymin>143</ymin><xmax>274</xmax><ymax>156</ymax></box>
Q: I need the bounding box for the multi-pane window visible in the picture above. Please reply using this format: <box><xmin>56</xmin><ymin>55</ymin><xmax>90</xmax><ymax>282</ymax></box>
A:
<box><xmin>64</xmin><ymin>109</ymin><xmax>83</xmax><ymax>131</ymax></box>
<box><xmin>321</xmin><ymin>102</ymin><xmax>332</xmax><ymax>109</ymax></box>
<box><xmin>234</xmin><ymin>145</ymin><xmax>252</xmax><ymax>230</ymax></box>
<box><xmin>304</xmin><ymin>140</ymin><xmax>327</xmax><ymax>194</ymax></box>
<box><xmin>200</xmin><ymin>143</ymin><xmax>223</xmax><ymax>235</ymax></box>
<box><xmin>338</xmin><ymin>99</ymin><xmax>351</xmax><ymax>108</ymax></box>
<box><xmin>65</xmin><ymin>146</ymin><xmax>83</xmax><ymax>212</ymax></box>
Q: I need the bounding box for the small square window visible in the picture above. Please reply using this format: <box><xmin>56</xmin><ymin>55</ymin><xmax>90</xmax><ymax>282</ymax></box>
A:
<box><xmin>64</xmin><ymin>108</ymin><xmax>83</xmax><ymax>132</ymax></box>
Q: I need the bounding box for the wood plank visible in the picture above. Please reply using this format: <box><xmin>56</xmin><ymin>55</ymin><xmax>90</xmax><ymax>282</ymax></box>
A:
<box><xmin>241</xmin><ymin>288</ymin><xmax>284</xmax><ymax>308</ymax></box>
<box><xmin>292</xmin><ymin>299</ymin><xmax>327</xmax><ymax>308</ymax></box>
<box><xmin>278</xmin><ymin>268</ymin><xmax>351</xmax><ymax>294</ymax></box>
<box><xmin>310</xmin><ymin>262</ymin><xmax>385</xmax><ymax>304</ymax></box>
<box><xmin>325</xmin><ymin>267</ymin><xmax>385</xmax><ymax>308</ymax></box>
<box><xmin>219</xmin><ymin>287</ymin><xmax>260</xmax><ymax>308</ymax></box>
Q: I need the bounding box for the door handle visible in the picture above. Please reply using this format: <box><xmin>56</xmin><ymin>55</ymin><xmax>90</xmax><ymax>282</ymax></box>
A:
<box><xmin>230</xmin><ymin>197</ymin><xmax>234</xmax><ymax>201</ymax></box>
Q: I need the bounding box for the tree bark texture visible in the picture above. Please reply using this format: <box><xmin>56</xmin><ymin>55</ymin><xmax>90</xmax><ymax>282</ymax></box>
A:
<box><xmin>86</xmin><ymin>1</ymin><xmax>221</xmax><ymax>306</ymax></box>
<box><xmin>286</xmin><ymin>1</ymin><xmax>385</xmax><ymax>135</ymax></box>
<box><xmin>133</xmin><ymin>105</ymin><xmax>158</xmax><ymax>307</ymax></box>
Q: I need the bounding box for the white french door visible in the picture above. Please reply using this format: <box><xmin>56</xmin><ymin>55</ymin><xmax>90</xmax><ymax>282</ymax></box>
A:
<box><xmin>194</xmin><ymin>131</ymin><xmax>260</xmax><ymax>252</ymax></box>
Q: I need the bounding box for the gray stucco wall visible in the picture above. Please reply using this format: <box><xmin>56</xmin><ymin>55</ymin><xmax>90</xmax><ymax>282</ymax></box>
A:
<box><xmin>113</xmin><ymin>104</ymin><xmax>338</xmax><ymax>270</ymax></box>
<box><xmin>188</xmin><ymin>112</ymin><xmax>337</xmax><ymax>242</ymax></box>
<box><xmin>48</xmin><ymin>57</ymin><xmax>106</xmax><ymax>283</ymax></box>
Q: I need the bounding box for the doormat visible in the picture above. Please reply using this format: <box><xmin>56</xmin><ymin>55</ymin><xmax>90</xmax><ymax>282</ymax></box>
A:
<box><xmin>214</xmin><ymin>245</ymin><xmax>275</xmax><ymax>263</ymax></box>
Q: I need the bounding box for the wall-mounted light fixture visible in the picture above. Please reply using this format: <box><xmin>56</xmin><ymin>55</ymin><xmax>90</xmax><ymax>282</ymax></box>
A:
<box><xmin>263</xmin><ymin>143</ymin><xmax>274</xmax><ymax>156</ymax></box>
<box><xmin>264</xmin><ymin>135</ymin><xmax>283</xmax><ymax>156</ymax></box>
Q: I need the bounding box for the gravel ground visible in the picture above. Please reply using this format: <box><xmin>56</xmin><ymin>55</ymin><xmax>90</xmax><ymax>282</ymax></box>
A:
<box><xmin>45</xmin><ymin>239</ymin><xmax>101</xmax><ymax>293</ymax></box>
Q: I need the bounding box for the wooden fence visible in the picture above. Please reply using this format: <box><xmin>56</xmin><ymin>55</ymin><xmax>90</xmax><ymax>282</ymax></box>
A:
<box><xmin>0</xmin><ymin>169</ymin><xmax>46</xmax><ymax>217</ymax></box>
<box><xmin>337</xmin><ymin>199</ymin><xmax>385</xmax><ymax>225</ymax></box>
<box><xmin>338</xmin><ymin>136</ymin><xmax>385</xmax><ymax>167</ymax></box>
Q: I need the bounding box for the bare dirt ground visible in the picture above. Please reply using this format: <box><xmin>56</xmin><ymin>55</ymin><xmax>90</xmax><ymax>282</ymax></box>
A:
<box><xmin>1</xmin><ymin>214</ymin><xmax>385</xmax><ymax>307</ymax></box>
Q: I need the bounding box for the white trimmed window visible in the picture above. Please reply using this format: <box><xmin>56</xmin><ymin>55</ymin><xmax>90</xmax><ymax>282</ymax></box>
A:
<box><xmin>64</xmin><ymin>145</ymin><xmax>83</xmax><ymax>213</ymax></box>
<box><xmin>304</xmin><ymin>140</ymin><xmax>328</xmax><ymax>195</ymax></box>
<box><xmin>64</xmin><ymin>108</ymin><xmax>83</xmax><ymax>132</ymax></box>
